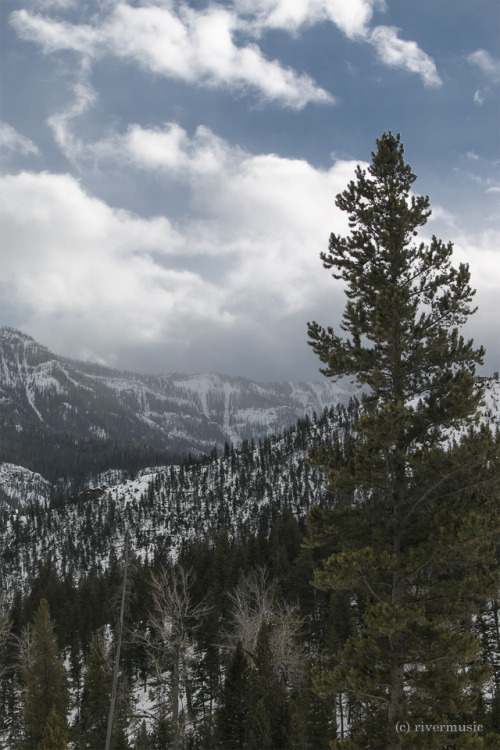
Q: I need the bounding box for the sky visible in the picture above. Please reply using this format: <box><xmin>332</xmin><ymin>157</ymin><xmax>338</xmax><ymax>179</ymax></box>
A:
<box><xmin>1</xmin><ymin>0</ymin><xmax>499</xmax><ymax>382</ymax></box>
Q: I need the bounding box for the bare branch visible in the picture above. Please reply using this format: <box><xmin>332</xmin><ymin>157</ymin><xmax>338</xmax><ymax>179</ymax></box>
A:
<box><xmin>225</xmin><ymin>568</ymin><xmax>305</xmax><ymax>688</ymax></box>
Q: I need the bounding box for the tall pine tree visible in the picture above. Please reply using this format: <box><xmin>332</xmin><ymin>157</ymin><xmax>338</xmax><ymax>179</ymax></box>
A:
<box><xmin>306</xmin><ymin>132</ymin><xmax>500</xmax><ymax>749</ymax></box>
<box><xmin>215</xmin><ymin>640</ymin><xmax>249</xmax><ymax>750</ymax></box>
<box><xmin>78</xmin><ymin>631</ymin><xmax>113</xmax><ymax>749</ymax></box>
<box><xmin>244</xmin><ymin>620</ymin><xmax>291</xmax><ymax>750</ymax></box>
<box><xmin>21</xmin><ymin>598</ymin><xmax>69</xmax><ymax>750</ymax></box>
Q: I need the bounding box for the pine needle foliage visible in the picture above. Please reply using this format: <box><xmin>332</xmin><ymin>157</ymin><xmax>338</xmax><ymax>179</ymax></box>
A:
<box><xmin>37</xmin><ymin>704</ymin><xmax>68</xmax><ymax>750</ymax></box>
<box><xmin>21</xmin><ymin>598</ymin><xmax>69</xmax><ymax>750</ymax></box>
<box><xmin>306</xmin><ymin>132</ymin><xmax>500</xmax><ymax>749</ymax></box>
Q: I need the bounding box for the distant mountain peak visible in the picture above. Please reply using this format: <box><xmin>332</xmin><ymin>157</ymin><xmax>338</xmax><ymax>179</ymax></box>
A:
<box><xmin>0</xmin><ymin>329</ymin><xmax>363</xmax><ymax>498</ymax></box>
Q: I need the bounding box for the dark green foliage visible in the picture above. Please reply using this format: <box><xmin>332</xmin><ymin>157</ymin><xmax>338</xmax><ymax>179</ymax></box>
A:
<box><xmin>215</xmin><ymin>641</ymin><xmax>249</xmax><ymax>749</ymax></box>
<box><xmin>290</xmin><ymin>663</ymin><xmax>334</xmax><ymax>750</ymax></box>
<box><xmin>21</xmin><ymin>599</ymin><xmax>69</xmax><ymax>750</ymax></box>
<box><xmin>245</xmin><ymin>620</ymin><xmax>291</xmax><ymax>750</ymax></box>
<box><xmin>38</xmin><ymin>704</ymin><xmax>68</xmax><ymax>750</ymax></box>
<box><xmin>111</xmin><ymin>721</ymin><xmax>131</xmax><ymax>750</ymax></box>
<box><xmin>77</xmin><ymin>631</ymin><xmax>113</xmax><ymax>749</ymax></box>
<box><xmin>0</xmin><ymin>416</ymin><xmax>184</xmax><ymax>493</ymax></box>
<box><xmin>306</xmin><ymin>132</ymin><xmax>500</xmax><ymax>748</ymax></box>
<box><xmin>149</xmin><ymin>706</ymin><xmax>173</xmax><ymax>750</ymax></box>
<box><xmin>133</xmin><ymin>720</ymin><xmax>150</xmax><ymax>750</ymax></box>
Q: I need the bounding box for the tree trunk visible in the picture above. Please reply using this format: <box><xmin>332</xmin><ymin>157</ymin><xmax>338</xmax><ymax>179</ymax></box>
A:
<box><xmin>172</xmin><ymin>646</ymin><xmax>180</xmax><ymax>750</ymax></box>
<box><xmin>387</xmin><ymin>658</ymin><xmax>404</xmax><ymax>750</ymax></box>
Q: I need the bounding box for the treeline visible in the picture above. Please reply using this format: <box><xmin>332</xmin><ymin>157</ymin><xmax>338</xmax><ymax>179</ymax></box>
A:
<box><xmin>1</xmin><ymin>416</ymin><xmax>188</xmax><ymax>492</ymax></box>
<box><xmin>1</xmin><ymin>510</ymin><xmax>347</xmax><ymax>748</ymax></box>
<box><xmin>1</xmin><ymin>508</ymin><xmax>499</xmax><ymax>749</ymax></box>
<box><xmin>1</xmin><ymin>405</ymin><xmax>353</xmax><ymax>603</ymax></box>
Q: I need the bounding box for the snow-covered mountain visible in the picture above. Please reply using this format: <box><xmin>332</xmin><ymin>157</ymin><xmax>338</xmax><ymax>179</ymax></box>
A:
<box><xmin>0</xmin><ymin>403</ymin><xmax>357</xmax><ymax>600</ymax></box>
<box><xmin>0</xmin><ymin>327</ymin><xmax>361</xmax><ymax>501</ymax></box>
<box><xmin>1</xmin><ymin>372</ymin><xmax>499</xmax><ymax>601</ymax></box>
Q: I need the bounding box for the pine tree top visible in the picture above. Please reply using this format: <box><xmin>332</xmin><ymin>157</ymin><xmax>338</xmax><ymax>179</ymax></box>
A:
<box><xmin>308</xmin><ymin>131</ymin><xmax>484</xmax><ymax>435</ymax></box>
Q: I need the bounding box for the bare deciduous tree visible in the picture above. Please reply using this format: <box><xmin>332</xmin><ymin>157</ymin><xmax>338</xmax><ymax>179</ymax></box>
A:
<box><xmin>141</xmin><ymin>564</ymin><xmax>211</xmax><ymax>750</ymax></box>
<box><xmin>226</xmin><ymin>567</ymin><xmax>304</xmax><ymax>688</ymax></box>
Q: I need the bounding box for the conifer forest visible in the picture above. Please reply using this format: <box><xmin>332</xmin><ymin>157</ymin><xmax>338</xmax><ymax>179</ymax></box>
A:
<box><xmin>0</xmin><ymin>133</ymin><xmax>499</xmax><ymax>749</ymax></box>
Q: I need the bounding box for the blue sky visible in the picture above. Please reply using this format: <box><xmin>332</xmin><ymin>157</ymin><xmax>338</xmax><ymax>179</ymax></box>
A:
<box><xmin>1</xmin><ymin>0</ymin><xmax>499</xmax><ymax>381</ymax></box>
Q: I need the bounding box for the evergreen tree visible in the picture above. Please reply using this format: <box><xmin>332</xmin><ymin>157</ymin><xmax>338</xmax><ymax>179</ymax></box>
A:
<box><xmin>38</xmin><ymin>704</ymin><xmax>68</xmax><ymax>750</ymax></box>
<box><xmin>244</xmin><ymin>620</ymin><xmax>290</xmax><ymax>750</ymax></box>
<box><xmin>111</xmin><ymin>721</ymin><xmax>131</xmax><ymax>750</ymax></box>
<box><xmin>306</xmin><ymin>132</ymin><xmax>500</xmax><ymax>749</ymax></box>
<box><xmin>78</xmin><ymin>631</ymin><xmax>113</xmax><ymax>749</ymax></box>
<box><xmin>21</xmin><ymin>598</ymin><xmax>69</xmax><ymax>750</ymax></box>
<box><xmin>215</xmin><ymin>640</ymin><xmax>249</xmax><ymax>750</ymax></box>
<box><xmin>134</xmin><ymin>720</ymin><xmax>150</xmax><ymax>750</ymax></box>
<box><xmin>291</xmin><ymin>659</ymin><xmax>334</xmax><ymax>750</ymax></box>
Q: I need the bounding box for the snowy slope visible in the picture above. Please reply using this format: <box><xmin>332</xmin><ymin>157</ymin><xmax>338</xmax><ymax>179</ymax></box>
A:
<box><xmin>0</xmin><ymin>328</ymin><xmax>363</xmax><ymax>497</ymax></box>
<box><xmin>0</xmin><ymin>463</ymin><xmax>54</xmax><ymax>510</ymax></box>
<box><xmin>0</xmin><ymin>405</ymin><xmax>352</xmax><ymax>600</ymax></box>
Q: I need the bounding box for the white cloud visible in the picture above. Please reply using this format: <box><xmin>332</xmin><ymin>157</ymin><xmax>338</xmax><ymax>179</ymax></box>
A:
<box><xmin>454</xmin><ymin>230</ymin><xmax>500</xmax><ymax>290</ymax></box>
<box><xmin>0</xmin><ymin>170</ymin><xmax>233</xmax><ymax>351</ymax></box>
<box><xmin>10</xmin><ymin>4</ymin><xmax>333</xmax><ymax>109</ymax></box>
<box><xmin>51</xmin><ymin>118</ymin><xmax>358</xmax><ymax>254</ymax></box>
<box><xmin>1</xmin><ymin>127</ymin><xmax>497</xmax><ymax>377</ymax></box>
<box><xmin>235</xmin><ymin>0</ymin><xmax>384</xmax><ymax>39</ymax></box>
<box><xmin>10</xmin><ymin>9</ymin><xmax>98</xmax><ymax>55</ymax></box>
<box><xmin>47</xmin><ymin>75</ymin><xmax>97</xmax><ymax>164</ymax></box>
<box><xmin>0</xmin><ymin>134</ymin><xmax>362</xmax><ymax>373</ymax></box>
<box><xmin>27</xmin><ymin>0</ymin><xmax>77</xmax><ymax>8</ymax></box>
<box><xmin>468</xmin><ymin>49</ymin><xmax>500</xmax><ymax>83</ymax></box>
<box><xmin>427</xmin><ymin>204</ymin><xmax>457</xmax><ymax>228</ymax></box>
<box><xmin>452</xmin><ymin>229</ymin><xmax>500</xmax><ymax>368</ymax></box>
<box><xmin>10</xmin><ymin>0</ymin><xmax>441</xmax><ymax>123</ymax></box>
<box><xmin>0</xmin><ymin>122</ymin><xmax>40</xmax><ymax>157</ymax></box>
<box><xmin>369</xmin><ymin>26</ymin><xmax>442</xmax><ymax>88</ymax></box>
<box><xmin>234</xmin><ymin>0</ymin><xmax>440</xmax><ymax>89</ymax></box>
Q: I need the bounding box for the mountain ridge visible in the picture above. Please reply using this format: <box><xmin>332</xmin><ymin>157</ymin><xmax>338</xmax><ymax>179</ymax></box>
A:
<box><xmin>0</xmin><ymin>327</ymin><xmax>362</xmax><ymax>501</ymax></box>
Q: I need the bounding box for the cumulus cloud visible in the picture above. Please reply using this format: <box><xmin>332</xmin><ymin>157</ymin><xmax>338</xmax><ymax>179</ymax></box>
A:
<box><xmin>369</xmin><ymin>26</ymin><xmax>442</xmax><ymax>87</ymax></box>
<box><xmin>10</xmin><ymin>0</ymin><xmax>440</xmax><ymax>119</ymax></box>
<box><xmin>235</xmin><ymin>0</ymin><xmax>383</xmax><ymax>38</ymax></box>
<box><xmin>10</xmin><ymin>4</ymin><xmax>333</xmax><ymax>109</ymax></box>
<box><xmin>1</xmin><ymin>125</ymin><xmax>497</xmax><ymax>377</ymax></box>
<box><xmin>10</xmin><ymin>9</ymin><xmax>97</xmax><ymax>55</ymax></box>
<box><xmin>47</xmin><ymin>119</ymin><xmax>358</xmax><ymax>259</ymax></box>
<box><xmin>452</xmin><ymin>229</ymin><xmax>500</xmax><ymax>368</ymax></box>
<box><xmin>0</xmin><ymin>122</ymin><xmax>40</xmax><ymax>157</ymax></box>
<box><xmin>0</xmin><ymin>170</ymin><xmax>233</xmax><ymax>353</ymax></box>
<box><xmin>0</xmin><ymin>133</ymin><xmax>362</xmax><ymax>375</ymax></box>
<box><xmin>87</xmin><ymin>122</ymin><xmax>245</xmax><ymax>180</ymax></box>
<box><xmin>233</xmin><ymin>0</ymin><xmax>440</xmax><ymax>88</ymax></box>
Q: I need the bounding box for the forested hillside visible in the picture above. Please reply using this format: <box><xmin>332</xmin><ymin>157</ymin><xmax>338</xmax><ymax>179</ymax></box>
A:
<box><xmin>0</xmin><ymin>400</ymin><xmax>362</xmax><ymax>748</ymax></box>
<box><xmin>1</xmin><ymin>401</ymin><xmax>358</xmax><ymax>600</ymax></box>
<box><xmin>0</xmin><ymin>387</ymin><xmax>498</xmax><ymax>748</ymax></box>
